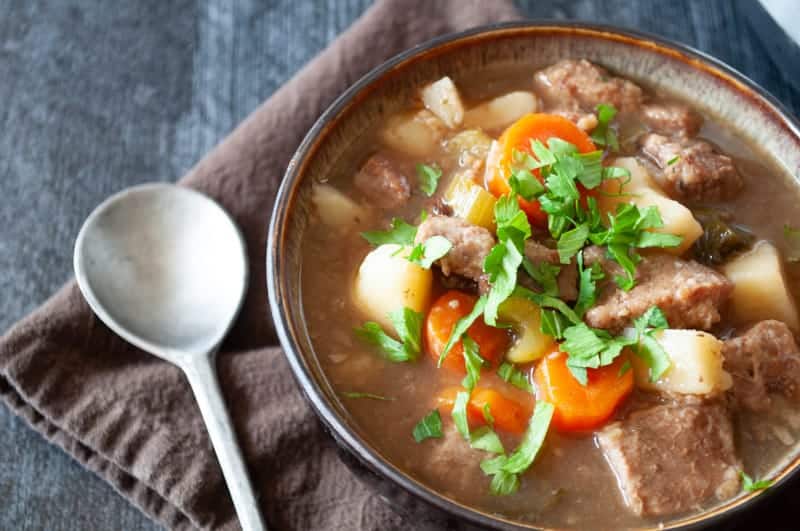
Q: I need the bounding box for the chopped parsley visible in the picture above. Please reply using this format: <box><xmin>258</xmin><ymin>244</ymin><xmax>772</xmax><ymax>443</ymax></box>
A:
<box><xmin>590</xmin><ymin>103</ymin><xmax>620</xmax><ymax>151</ymax></box>
<box><xmin>522</xmin><ymin>259</ymin><xmax>561</xmax><ymax>297</ymax></box>
<box><xmin>667</xmin><ymin>155</ymin><xmax>681</xmax><ymax>166</ymax></box>
<box><xmin>341</xmin><ymin>391</ymin><xmax>394</xmax><ymax>401</ymax></box>
<box><xmin>438</xmin><ymin>295</ymin><xmax>487</xmax><ymax>367</ymax></box>
<box><xmin>361</xmin><ymin>217</ymin><xmax>417</xmax><ymax>246</ymax></box>
<box><xmin>407</xmin><ymin>236</ymin><xmax>452</xmax><ymax>269</ymax></box>
<box><xmin>740</xmin><ymin>471</ymin><xmax>773</xmax><ymax>492</ymax></box>
<box><xmin>413</xmin><ymin>410</ymin><xmax>443</xmax><ymax>442</ymax></box>
<box><xmin>416</xmin><ymin>163</ymin><xmax>442</xmax><ymax>197</ymax></box>
<box><xmin>573</xmin><ymin>250</ymin><xmax>605</xmax><ymax>317</ymax></box>
<box><xmin>452</xmin><ymin>390</ymin><xmax>471</xmax><ymax>439</ymax></box>
<box><xmin>461</xmin><ymin>335</ymin><xmax>486</xmax><ymax>391</ymax></box>
<box><xmin>481</xmin><ymin>401</ymin><xmax>554</xmax><ymax>495</ymax></box>
<box><xmin>497</xmin><ymin>362</ymin><xmax>533</xmax><ymax>392</ymax></box>
<box><xmin>469</xmin><ymin>426</ymin><xmax>505</xmax><ymax>454</ymax></box>
<box><xmin>355</xmin><ymin>307</ymin><xmax>424</xmax><ymax>362</ymax></box>
<box><xmin>628</xmin><ymin>307</ymin><xmax>671</xmax><ymax>382</ymax></box>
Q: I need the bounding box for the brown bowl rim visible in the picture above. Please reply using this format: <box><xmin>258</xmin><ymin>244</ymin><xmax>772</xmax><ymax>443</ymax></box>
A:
<box><xmin>267</xmin><ymin>21</ymin><xmax>800</xmax><ymax>531</ymax></box>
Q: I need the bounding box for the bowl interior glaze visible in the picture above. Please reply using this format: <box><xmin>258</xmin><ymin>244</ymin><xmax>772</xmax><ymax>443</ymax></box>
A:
<box><xmin>268</xmin><ymin>22</ymin><xmax>800</xmax><ymax>531</ymax></box>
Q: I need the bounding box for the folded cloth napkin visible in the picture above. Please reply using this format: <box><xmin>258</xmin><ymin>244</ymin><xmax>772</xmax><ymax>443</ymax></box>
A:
<box><xmin>0</xmin><ymin>0</ymin><xmax>519</xmax><ymax>529</ymax></box>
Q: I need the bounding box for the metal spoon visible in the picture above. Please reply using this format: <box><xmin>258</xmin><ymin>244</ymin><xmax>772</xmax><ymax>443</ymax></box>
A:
<box><xmin>73</xmin><ymin>183</ymin><xmax>266</xmax><ymax>531</ymax></box>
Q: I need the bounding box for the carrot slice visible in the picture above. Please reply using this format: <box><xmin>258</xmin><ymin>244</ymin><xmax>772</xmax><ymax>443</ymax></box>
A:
<box><xmin>533</xmin><ymin>350</ymin><xmax>633</xmax><ymax>432</ymax></box>
<box><xmin>425</xmin><ymin>290</ymin><xmax>509</xmax><ymax>373</ymax></box>
<box><xmin>487</xmin><ymin>113</ymin><xmax>597</xmax><ymax>227</ymax></box>
<box><xmin>438</xmin><ymin>386</ymin><xmax>532</xmax><ymax>434</ymax></box>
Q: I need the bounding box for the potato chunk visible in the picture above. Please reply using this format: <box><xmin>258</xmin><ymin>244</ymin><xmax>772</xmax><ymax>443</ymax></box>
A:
<box><xmin>420</xmin><ymin>76</ymin><xmax>464</xmax><ymax>129</ymax></box>
<box><xmin>353</xmin><ymin>244</ymin><xmax>433</xmax><ymax>331</ymax></box>
<box><xmin>627</xmin><ymin>328</ymin><xmax>732</xmax><ymax>395</ymax></box>
<box><xmin>498</xmin><ymin>296</ymin><xmax>556</xmax><ymax>363</ymax></box>
<box><xmin>722</xmin><ymin>241</ymin><xmax>800</xmax><ymax>331</ymax></box>
<box><xmin>599</xmin><ymin>157</ymin><xmax>702</xmax><ymax>255</ymax></box>
<box><xmin>381</xmin><ymin>109</ymin><xmax>446</xmax><ymax>157</ymax></box>
<box><xmin>463</xmin><ymin>91</ymin><xmax>539</xmax><ymax>130</ymax></box>
<box><xmin>311</xmin><ymin>184</ymin><xmax>370</xmax><ymax>232</ymax></box>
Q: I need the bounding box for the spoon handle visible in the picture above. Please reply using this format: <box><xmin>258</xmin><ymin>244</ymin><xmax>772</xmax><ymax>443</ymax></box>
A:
<box><xmin>182</xmin><ymin>354</ymin><xmax>267</xmax><ymax>531</ymax></box>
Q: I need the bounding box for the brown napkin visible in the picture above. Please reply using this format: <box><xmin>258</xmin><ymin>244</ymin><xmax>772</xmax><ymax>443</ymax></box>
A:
<box><xmin>0</xmin><ymin>1</ymin><xmax>519</xmax><ymax>529</ymax></box>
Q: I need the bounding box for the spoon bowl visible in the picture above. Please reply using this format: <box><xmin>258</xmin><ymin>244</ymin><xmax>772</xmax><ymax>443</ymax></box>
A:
<box><xmin>74</xmin><ymin>183</ymin><xmax>247</xmax><ymax>360</ymax></box>
<box><xmin>75</xmin><ymin>183</ymin><xmax>266</xmax><ymax>531</ymax></box>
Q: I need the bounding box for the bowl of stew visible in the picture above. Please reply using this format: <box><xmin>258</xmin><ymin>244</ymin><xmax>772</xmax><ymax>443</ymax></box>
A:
<box><xmin>267</xmin><ymin>22</ymin><xmax>800</xmax><ymax>530</ymax></box>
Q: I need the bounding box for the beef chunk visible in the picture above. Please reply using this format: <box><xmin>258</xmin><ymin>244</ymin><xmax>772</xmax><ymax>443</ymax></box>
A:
<box><xmin>723</xmin><ymin>320</ymin><xmax>800</xmax><ymax>412</ymax></box>
<box><xmin>641</xmin><ymin>133</ymin><xmax>743</xmax><ymax>201</ymax></box>
<box><xmin>596</xmin><ymin>401</ymin><xmax>740</xmax><ymax>517</ymax></box>
<box><xmin>534</xmin><ymin>59</ymin><xmax>643</xmax><ymax>112</ymax></box>
<box><xmin>353</xmin><ymin>153</ymin><xmax>411</xmax><ymax>209</ymax></box>
<box><xmin>523</xmin><ymin>240</ymin><xmax>578</xmax><ymax>301</ymax></box>
<box><xmin>415</xmin><ymin>215</ymin><xmax>495</xmax><ymax>284</ymax></box>
<box><xmin>641</xmin><ymin>102</ymin><xmax>703</xmax><ymax>137</ymax></box>
<box><xmin>552</xmin><ymin>109</ymin><xmax>599</xmax><ymax>132</ymax></box>
<box><xmin>583</xmin><ymin>247</ymin><xmax>732</xmax><ymax>331</ymax></box>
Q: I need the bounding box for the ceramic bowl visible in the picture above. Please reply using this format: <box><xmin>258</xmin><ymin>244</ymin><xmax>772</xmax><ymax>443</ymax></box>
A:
<box><xmin>267</xmin><ymin>21</ymin><xmax>800</xmax><ymax>530</ymax></box>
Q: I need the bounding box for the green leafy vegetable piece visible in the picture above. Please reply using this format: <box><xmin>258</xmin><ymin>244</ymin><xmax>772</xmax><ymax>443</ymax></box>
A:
<box><xmin>438</xmin><ymin>295</ymin><xmax>487</xmax><ymax>367</ymax></box>
<box><xmin>522</xmin><ymin>258</ymin><xmax>561</xmax><ymax>297</ymax></box>
<box><xmin>629</xmin><ymin>306</ymin><xmax>671</xmax><ymax>382</ymax></box>
<box><xmin>540</xmin><ymin>308</ymin><xmax>570</xmax><ymax>340</ymax></box>
<box><xmin>461</xmin><ymin>335</ymin><xmax>486</xmax><ymax>391</ymax></box>
<box><xmin>691</xmin><ymin>209</ymin><xmax>755</xmax><ymax>265</ymax></box>
<box><xmin>667</xmin><ymin>155</ymin><xmax>681</xmax><ymax>166</ymax></box>
<box><xmin>740</xmin><ymin>471</ymin><xmax>773</xmax><ymax>492</ymax></box>
<box><xmin>576</xmin><ymin>151</ymin><xmax>604</xmax><ymax>189</ymax></box>
<box><xmin>482</xmin><ymin>403</ymin><xmax>495</xmax><ymax>426</ymax></box>
<box><xmin>484</xmin><ymin>239</ymin><xmax>523</xmax><ymax>326</ymax></box>
<box><xmin>356</xmin><ymin>307</ymin><xmax>424</xmax><ymax>362</ymax></box>
<box><xmin>416</xmin><ymin>163</ymin><xmax>442</xmax><ymax>197</ymax></box>
<box><xmin>574</xmin><ymin>251</ymin><xmax>605</xmax><ymax>317</ymax></box>
<box><xmin>412</xmin><ymin>410</ymin><xmax>443</xmax><ymax>442</ymax></box>
<box><xmin>497</xmin><ymin>362</ymin><xmax>533</xmax><ymax>392</ymax></box>
<box><xmin>341</xmin><ymin>391</ymin><xmax>394</xmax><ymax>401</ymax></box>
<box><xmin>469</xmin><ymin>426</ymin><xmax>505</xmax><ymax>454</ymax></box>
<box><xmin>354</xmin><ymin>322</ymin><xmax>416</xmax><ymax>362</ymax></box>
<box><xmin>361</xmin><ymin>218</ymin><xmax>417</xmax><ymax>246</ymax></box>
<box><xmin>590</xmin><ymin>103</ymin><xmax>620</xmax><ymax>151</ymax></box>
<box><xmin>407</xmin><ymin>236</ymin><xmax>452</xmax><ymax>269</ymax></box>
<box><xmin>452</xmin><ymin>391</ymin><xmax>471</xmax><ymax>439</ymax></box>
<box><xmin>509</xmin><ymin>167</ymin><xmax>545</xmax><ymax>200</ymax></box>
<box><xmin>557</xmin><ymin>223</ymin><xmax>590</xmax><ymax>264</ymax></box>
<box><xmin>513</xmin><ymin>286</ymin><xmax>581</xmax><ymax>325</ymax></box>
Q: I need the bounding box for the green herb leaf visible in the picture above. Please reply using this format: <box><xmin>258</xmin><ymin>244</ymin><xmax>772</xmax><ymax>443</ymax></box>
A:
<box><xmin>576</xmin><ymin>151</ymin><xmax>604</xmax><ymax>189</ymax></box>
<box><xmin>628</xmin><ymin>306</ymin><xmax>671</xmax><ymax>382</ymax></box>
<box><xmin>412</xmin><ymin>410</ymin><xmax>443</xmax><ymax>442</ymax></box>
<box><xmin>557</xmin><ymin>223</ymin><xmax>590</xmax><ymax>264</ymax></box>
<box><xmin>540</xmin><ymin>308</ymin><xmax>570</xmax><ymax>340</ymax></box>
<box><xmin>361</xmin><ymin>218</ymin><xmax>417</xmax><ymax>246</ymax></box>
<box><xmin>407</xmin><ymin>236</ymin><xmax>452</xmax><ymax>269</ymax></box>
<box><xmin>489</xmin><ymin>469</ymin><xmax>520</xmax><ymax>496</ymax></box>
<box><xmin>502</xmin><ymin>401</ymin><xmax>554</xmax><ymax>473</ymax></box>
<box><xmin>416</xmin><ymin>163</ymin><xmax>442</xmax><ymax>197</ymax></box>
<box><xmin>667</xmin><ymin>155</ymin><xmax>681</xmax><ymax>166</ymax></box>
<box><xmin>522</xmin><ymin>258</ymin><xmax>561</xmax><ymax>297</ymax></box>
<box><xmin>452</xmin><ymin>391</ymin><xmax>471</xmax><ymax>439</ymax></box>
<box><xmin>482</xmin><ymin>403</ymin><xmax>495</xmax><ymax>426</ymax></box>
<box><xmin>341</xmin><ymin>391</ymin><xmax>394</xmax><ymax>401</ymax></box>
<box><xmin>574</xmin><ymin>251</ymin><xmax>605</xmax><ymax>317</ymax></box>
<box><xmin>509</xmin><ymin>168</ymin><xmax>545</xmax><ymax>200</ymax></box>
<box><xmin>461</xmin><ymin>335</ymin><xmax>486</xmax><ymax>391</ymax></box>
<box><xmin>497</xmin><ymin>362</ymin><xmax>533</xmax><ymax>392</ymax></box>
<box><xmin>740</xmin><ymin>471</ymin><xmax>773</xmax><ymax>492</ymax></box>
<box><xmin>354</xmin><ymin>322</ymin><xmax>416</xmax><ymax>362</ymax></box>
<box><xmin>590</xmin><ymin>103</ymin><xmax>620</xmax><ymax>151</ymax></box>
<box><xmin>484</xmin><ymin>239</ymin><xmax>524</xmax><ymax>326</ymax></box>
<box><xmin>469</xmin><ymin>426</ymin><xmax>505</xmax><ymax>454</ymax></box>
<box><xmin>388</xmin><ymin>307</ymin><xmax>424</xmax><ymax>355</ymax></box>
<box><xmin>514</xmin><ymin>286</ymin><xmax>582</xmax><ymax>325</ymax></box>
<box><xmin>439</xmin><ymin>295</ymin><xmax>487</xmax><ymax>367</ymax></box>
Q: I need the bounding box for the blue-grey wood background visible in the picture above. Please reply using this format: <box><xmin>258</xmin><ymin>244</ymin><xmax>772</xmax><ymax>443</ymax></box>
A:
<box><xmin>1</xmin><ymin>1</ymin><xmax>798</xmax><ymax>529</ymax></box>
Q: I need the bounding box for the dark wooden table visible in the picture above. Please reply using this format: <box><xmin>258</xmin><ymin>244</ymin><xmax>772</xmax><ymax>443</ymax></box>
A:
<box><xmin>1</xmin><ymin>1</ymin><xmax>797</xmax><ymax>529</ymax></box>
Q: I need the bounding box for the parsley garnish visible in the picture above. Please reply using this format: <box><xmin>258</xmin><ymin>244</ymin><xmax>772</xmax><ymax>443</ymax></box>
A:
<box><xmin>361</xmin><ymin>218</ymin><xmax>417</xmax><ymax>246</ymax></box>
<box><xmin>522</xmin><ymin>258</ymin><xmax>561</xmax><ymax>297</ymax></box>
<box><xmin>412</xmin><ymin>410</ymin><xmax>443</xmax><ymax>442</ymax></box>
<box><xmin>469</xmin><ymin>426</ymin><xmax>505</xmax><ymax>454</ymax></box>
<box><xmin>355</xmin><ymin>307</ymin><xmax>424</xmax><ymax>362</ymax></box>
<box><xmin>407</xmin><ymin>236</ymin><xmax>452</xmax><ymax>269</ymax></box>
<box><xmin>590</xmin><ymin>103</ymin><xmax>620</xmax><ymax>151</ymax></box>
<box><xmin>667</xmin><ymin>155</ymin><xmax>681</xmax><ymax>166</ymax></box>
<box><xmin>438</xmin><ymin>295</ymin><xmax>487</xmax><ymax>367</ymax></box>
<box><xmin>573</xmin><ymin>250</ymin><xmax>604</xmax><ymax>317</ymax></box>
<box><xmin>740</xmin><ymin>471</ymin><xmax>773</xmax><ymax>492</ymax></box>
<box><xmin>481</xmin><ymin>401</ymin><xmax>554</xmax><ymax>495</ymax></box>
<box><xmin>497</xmin><ymin>362</ymin><xmax>533</xmax><ymax>392</ymax></box>
<box><xmin>416</xmin><ymin>163</ymin><xmax>442</xmax><ymax>197</ymax></box>
<box><xmin>461</xmin><ymin>335</ymin><xmax>486</xmax><ymax>391</ymax></box>
<box><xmin>452</xmin><ymin>390</ymin><xmax>471</xmax><ymax>439</ymax></box>
<box><xmin>628</xmin><ymin>306</ymin><xmax>671</xmax><ymax>382</ymax></box>
<box><xmin>341</xmin><ymin>391</ymin><xmax>394</xmax><ymax>401</ymax></box>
